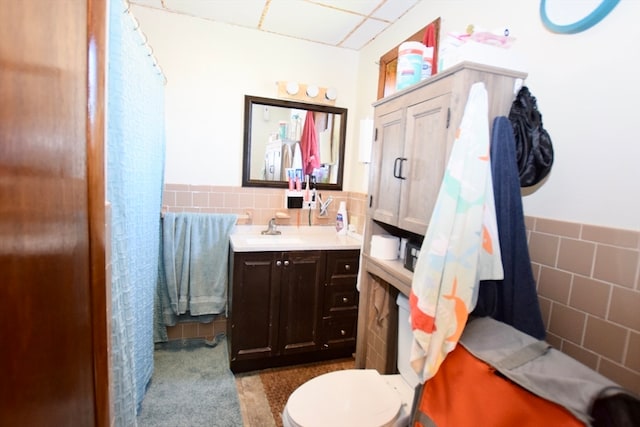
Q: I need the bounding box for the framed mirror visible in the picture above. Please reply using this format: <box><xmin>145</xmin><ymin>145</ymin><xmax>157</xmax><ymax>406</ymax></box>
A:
<box><xmin>242</xmin><ymin>95</ymin><xmax>348</xmax><ymax>190</ymax></box>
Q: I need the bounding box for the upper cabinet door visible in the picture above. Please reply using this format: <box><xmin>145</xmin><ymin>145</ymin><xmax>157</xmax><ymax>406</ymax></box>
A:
<box><xmin>370</xmin><ymin>107</ymin><xmax>405</xmax><ymax>226</ymax></box>
<box><xmin>367</xmin><ymin>64</ymin><xmax>527</xmax><ymax>238</ymax></box>
<box><xmin>369</xmin><ymin>79</ymin><xmax>453</xmax><ymax>234</ymax></box>
<box><xmin>398</xmin><ymin>94</ymin><xmax>451</xmax><ymax>235</ymax></box>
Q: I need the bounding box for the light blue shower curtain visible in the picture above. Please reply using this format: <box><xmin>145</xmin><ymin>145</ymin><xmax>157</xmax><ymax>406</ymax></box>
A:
<box><xmin>107</xmin><ymin>0</ymin><xmax>166</xmax><ymax>424</ymax></box>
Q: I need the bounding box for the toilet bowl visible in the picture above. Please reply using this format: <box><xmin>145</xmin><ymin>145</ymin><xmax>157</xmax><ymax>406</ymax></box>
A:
<box><xmin>282</xmin><ymin>294</ymin><xmax>420</xmax><ymax>427</ymax></box>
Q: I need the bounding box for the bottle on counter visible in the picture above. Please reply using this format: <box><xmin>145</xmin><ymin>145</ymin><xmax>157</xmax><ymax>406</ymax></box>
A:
<box><xmin>336</xmin><ymin>201</ymin><xmax>348</xmax><ymax>235</ymax></box>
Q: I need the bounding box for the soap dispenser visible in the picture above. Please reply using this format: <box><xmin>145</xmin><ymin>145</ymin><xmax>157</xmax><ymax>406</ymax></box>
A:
<box><xmin>336</xmin><ymin>201</ymin><xmax>348</xmax><ymax>235</ymax></box>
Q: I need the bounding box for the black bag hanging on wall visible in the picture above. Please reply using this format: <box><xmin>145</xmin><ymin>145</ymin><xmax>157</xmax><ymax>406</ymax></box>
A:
<box><xmin>508</xmin><ymin>86</ymin><xmax>554</xmax><ymax>187</ymax></box>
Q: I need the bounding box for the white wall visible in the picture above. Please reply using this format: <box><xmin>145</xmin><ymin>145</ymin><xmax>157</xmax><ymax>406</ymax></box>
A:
<box><xmin>133</xmin><ymin>1</ymin><xmax>639</xmax><ymax>231</ymax></box>
<box><xmin>130</xmin><ymin>6</ymin><xmax>360</xmax><ymax>189</ymax></box>
<box><xmin>358</xmin><ymin>0</ymin><xmax>639</xmax><ymax>231</ymax></box>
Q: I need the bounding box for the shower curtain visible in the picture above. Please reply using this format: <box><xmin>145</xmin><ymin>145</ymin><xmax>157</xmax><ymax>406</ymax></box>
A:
<box><xmin>107</xmin><ymin>1</ymin><xmax>166</xmax><ymax>424</ymax></box>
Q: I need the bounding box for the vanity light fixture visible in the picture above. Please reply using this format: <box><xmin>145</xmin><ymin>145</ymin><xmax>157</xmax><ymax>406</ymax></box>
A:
<box><xmin>306</xmin><ymin>84</ymin><xmax>319</xmax><ymax>98</ymax></box>
<box><xmin>325</xmin><ymin>87</ymin><xmax>337</xmax><ymax>101</ymax></box>
<box><xmin>285</xmin><ymin>81</ymin><xmax>299</xmax><ymax>95</ymax></box>
<box><xmin>276</xmin><ymin>81</ymin><xmax>337</xmax><ymax>105</ymax></box>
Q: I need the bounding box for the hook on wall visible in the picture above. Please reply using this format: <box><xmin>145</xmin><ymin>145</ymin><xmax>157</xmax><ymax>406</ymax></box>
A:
<box><xmin>540</xmin><ymin>0</ymin><xmax>620</xmax><ymax>34</ymax></box>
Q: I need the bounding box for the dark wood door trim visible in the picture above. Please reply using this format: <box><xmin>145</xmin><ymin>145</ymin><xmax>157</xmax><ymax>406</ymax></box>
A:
<box><xmin>87</xmin><ymin>0</ymin><xmax>109</xmax><ymax>425</ymax></box>
<box><xmin>0</xmin><ymin>1</ymin><xmax>109</xmax><ymax>424</ymax></box>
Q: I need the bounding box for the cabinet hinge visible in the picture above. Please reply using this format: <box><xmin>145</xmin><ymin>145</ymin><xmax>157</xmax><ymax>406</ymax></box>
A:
<box><xmin>369</xmin><ymin>195</ymin><xmax>373</xmax><ymax>208</ymax></box>
<box><xmin>374</xmin><ymin>128</ymin><xmax>378</xmax><ymax>141</ymax></box>
<box><xmin>446</xmin><ymin>107</ymin><xmax>451</xmax><ymax>129</ymax></box>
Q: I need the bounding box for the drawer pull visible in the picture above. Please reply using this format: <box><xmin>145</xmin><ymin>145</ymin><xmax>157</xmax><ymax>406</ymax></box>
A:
<box><xmin>342</xmin><ymin>297</ymin><xmax>349</xmax><ymax>303</ymax></box>
<box><xmin>345</xmin><ymin>264</ymin><xmax>351</xmax><ymax>271</ymax></box>
<box><xmin>340</xmin><ymin>329</ymin><xmax>347</xmax><ymax>336</ymax></box>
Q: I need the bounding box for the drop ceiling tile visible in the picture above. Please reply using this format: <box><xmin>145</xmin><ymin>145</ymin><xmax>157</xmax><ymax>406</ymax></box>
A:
<box><xmin>372</xmin><ymin>0</ymin><xmax>418</xmax><ymax>21</ymax></box>
<box><xmin>341</xmin><ymin>17</ymin><xmax>388</xmax><ymax>50</ymax></box>
<box><xmin>313</xmin><ymin>0</ymin><xmax>380</xmax><ymax>16</ymax></box>
<box><xmin>130</xmin><ymin>0</ymin><xmax>413</xmax><ymax>50</ymax></box>
<box><xmin>130</xmin><ymin>0</ymin><xmax>164</xmax><ymax>8</ymax></box>
<box><xmin>264</xmin><ymin>0</ymin><xmax>363</xmax><ymax>46</ymax></box>
<box><xmin>164</xmin><ymin>0</ymin><xmax>265</xmax><ymax>27</ymax></box>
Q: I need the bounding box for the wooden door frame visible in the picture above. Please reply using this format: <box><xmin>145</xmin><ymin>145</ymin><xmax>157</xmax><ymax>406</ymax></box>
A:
<box><xmin>87</xmin><ymin>0</ymin><xmax>109</xmax><ymax>425</ymax></box>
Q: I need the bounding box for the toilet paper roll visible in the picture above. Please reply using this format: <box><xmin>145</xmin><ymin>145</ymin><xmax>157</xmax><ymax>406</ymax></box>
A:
<box><xmin>370</xmin><ymin>234</ymin><xmax>400</xmax><ymax>260</ymax></box>
<box><xmin>399</xmin><ymin>238</ymin><xmax>408</xmax><ymax>260</ymax></box>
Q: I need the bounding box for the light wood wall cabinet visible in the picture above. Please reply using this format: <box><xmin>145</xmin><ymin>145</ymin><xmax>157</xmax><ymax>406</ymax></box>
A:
<box><xmin>357</xmin><ymin>62</ymin><xmax>527</xmax><ymax>371</ymax></box>
<box><xmin>369</xmin><ymin>62</ymin><xmax>527</xmax><ymax>236</ymax></box>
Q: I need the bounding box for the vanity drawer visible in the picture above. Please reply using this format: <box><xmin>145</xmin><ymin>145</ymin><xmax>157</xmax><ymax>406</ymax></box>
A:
<box><xmin>326</xmin><ymin>250</ymin><xmax>360</xmax><ymax>277</ymax></box>
<box><xmin>321</xmin><ymin>316</ymin><xmax>357</xmax><ymax>349</ymax></box>
<box><xmin>324</xmin><ymin>277</ymin><xmax>358</xmax><ymax>315</ymax></box>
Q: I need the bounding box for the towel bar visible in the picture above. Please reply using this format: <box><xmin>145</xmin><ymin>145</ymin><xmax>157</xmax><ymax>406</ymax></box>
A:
<box><xmin>161</xmin><ymin>209</ymin><xmax>252</xmax><ymax>225</ymax></box>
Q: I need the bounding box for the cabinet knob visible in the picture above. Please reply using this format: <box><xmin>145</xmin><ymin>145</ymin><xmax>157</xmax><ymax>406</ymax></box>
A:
<box><xmin>276</xmin><ymin>260</ymin><xmax>282</xmax><ymax>267</ymax></box>
<box><xmin>283</xmin><ymin>260</ymin><xmax>290</xmax><ymax>266</ymax></box>
<box><xmin>342</xmin><ymin>297</ymin><xmax>349</xmax><ymax>303</ymax></box>
<box><xmin>340</xmin><ymin>329</ymin><xmax>347</xmax><ymax>336</ymax></box>
<box><xmin>345</xmin><ymin>264</ymin><xmax>350</xmax><ymax>271</ymax></box>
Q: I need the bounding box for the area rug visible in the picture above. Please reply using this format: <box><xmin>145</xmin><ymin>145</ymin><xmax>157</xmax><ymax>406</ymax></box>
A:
<box><xmin>259</xmin><ymin>358</ymin><xmax>355</xmax><ymax>427</ymax></box>
<box><xmin>137</xmin><ymin>336</ymin><xmax>243</xmax><ymax>427</ymax></box>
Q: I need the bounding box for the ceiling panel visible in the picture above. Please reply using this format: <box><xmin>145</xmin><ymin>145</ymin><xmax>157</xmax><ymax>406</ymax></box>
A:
<box><xmin>341</xmin><ymin>17</ymin><xmax>388</xmax><ymax>50</ymax></box>
<box><xmin>128</xmin><ymin>0</ymin><xmax>163</xmax><ymax>7</ymax></box>
<box><xmin>372</xmin><ymin>0</ymin><xmax>419</xmax><ymax>21</ymax></box>
<box><xmin>130</xmin><ymin>0</ymin><xmax>419</xmax><ymax>50</ymax></box>
<box><xmin>313</xmin><ymin>0</ymin><xmax>382</xmax><ymax>16</ymax></box>
<box><xmin>263</xmin><ymin>0</ymin><xmax>365</xmax><ymax>46</ymax></box>
<box><xmin>163</xmin><ymin>0</ymin><xmax>265</xmax><ymax>26</ymax></box>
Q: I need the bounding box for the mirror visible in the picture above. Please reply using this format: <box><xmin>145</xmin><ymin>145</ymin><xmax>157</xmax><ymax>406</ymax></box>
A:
<box><xmin>242</xmin><ymin>95</ymin><xmax>348</xmax><ymax>190</ymax></box>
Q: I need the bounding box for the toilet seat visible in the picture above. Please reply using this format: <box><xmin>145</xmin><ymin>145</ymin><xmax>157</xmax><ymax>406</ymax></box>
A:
<box><xmin>283</xmin><ymin>369</ymin><xmax>403</xmax><ymax>427</ymax></box>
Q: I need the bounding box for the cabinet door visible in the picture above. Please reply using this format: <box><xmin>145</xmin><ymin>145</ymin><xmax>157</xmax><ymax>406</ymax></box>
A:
<box><xmin>398</xmin><ymin>94</ymin><xmax>452</xmax><ymax>234</ymax></box>
<box><xmin>279</xmin><ymin>251</ymin><xmax>325</xmax><ymax>355</ymax></box>
<box><xmin>229</xmin><ymin>252</ymin><xmax>281</xmax><ymax>363</ymax></box>
<box><xmin>370</xmin><ymin>108</ymin><xmax>405</xmax><ymax>226</ymax></box>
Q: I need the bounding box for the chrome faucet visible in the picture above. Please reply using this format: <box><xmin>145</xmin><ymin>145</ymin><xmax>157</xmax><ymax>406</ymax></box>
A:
<box><xmin>261</xmin><ymin>218</ymin><xmax>281</xmax><ymax>235</ymax></box>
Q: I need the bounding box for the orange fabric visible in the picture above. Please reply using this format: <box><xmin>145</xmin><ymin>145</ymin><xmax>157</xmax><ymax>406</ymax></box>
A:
<box><xmin>441</xmin><ymin>279</ymin><xmax>467</xmax><ymax>344</ymax></box>
<box><xmin>414</xmin><ymin>345</ymin><xmax>584</xmax><ymax>427</ymax></box>
<box><xmin>410</xmin><ymin>290</ymin><xmax>436</xmax><ymax>333</ymax></box>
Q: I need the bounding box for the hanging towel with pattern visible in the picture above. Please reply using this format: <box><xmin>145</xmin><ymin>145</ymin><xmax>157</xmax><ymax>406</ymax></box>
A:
<box><xmin>409</xmin><ymin>82</ymin><xmax>504</xmax><ymax>382</ymax></box>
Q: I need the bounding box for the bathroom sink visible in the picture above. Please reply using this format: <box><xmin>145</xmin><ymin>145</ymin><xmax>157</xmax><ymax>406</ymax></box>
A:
<box><xmin>244</xmin><ymin>237</ymin><xmax>304</xmax><ymax>245</ymax></box>
<box><xmin>230</xmin><ymin>225</ymin><xmax>362</xmax><ymax>252</ymax></box>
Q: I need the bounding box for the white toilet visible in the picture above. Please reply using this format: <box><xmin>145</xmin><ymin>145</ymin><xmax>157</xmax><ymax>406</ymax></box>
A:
<box><xmin>282</xmin><ymin>293</ymin><xmax>421</xmax><ymax>427</ymax></box>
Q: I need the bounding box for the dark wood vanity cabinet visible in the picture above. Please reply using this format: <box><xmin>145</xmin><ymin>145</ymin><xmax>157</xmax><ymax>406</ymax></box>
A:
<box><xmin>228</xmin><ymin>249</ymin><xmax>359</xmax><ymax>373</ymax></box>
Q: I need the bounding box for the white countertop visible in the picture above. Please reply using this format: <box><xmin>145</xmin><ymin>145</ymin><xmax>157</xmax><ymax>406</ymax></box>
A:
<box><xmin>230</xmin><ymin>225</ymin><xmax>362</xmax><ymax>252</ymax></box>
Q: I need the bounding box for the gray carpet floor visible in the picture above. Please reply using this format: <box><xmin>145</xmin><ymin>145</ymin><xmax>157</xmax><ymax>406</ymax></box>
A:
<box><xmin>137</xmin><ymin>336</ymin><xmax>243</xmax><ymax>427</ymax></box>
